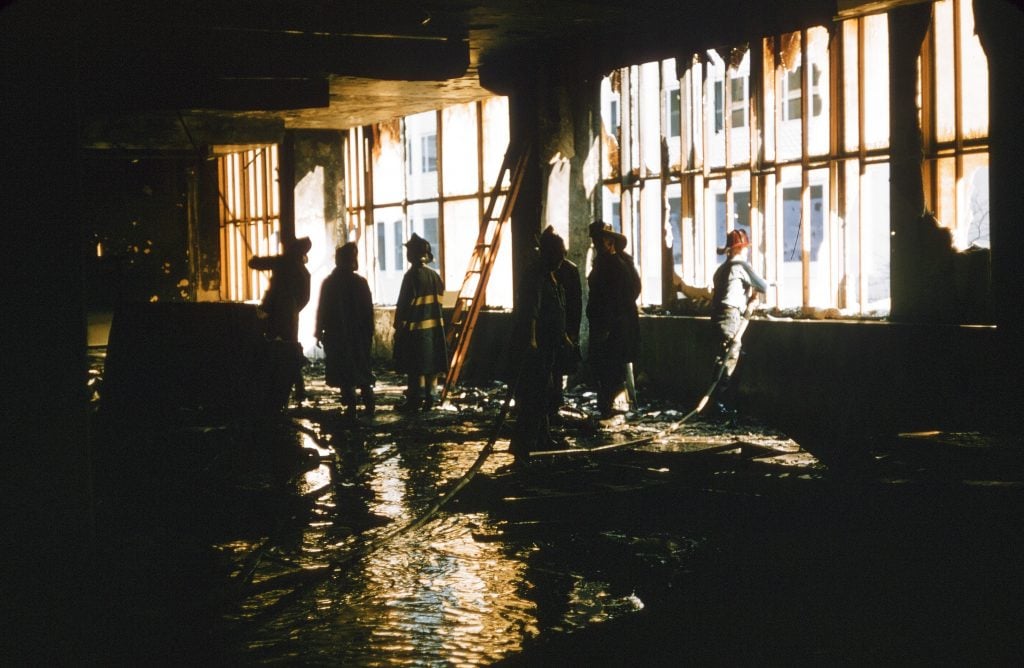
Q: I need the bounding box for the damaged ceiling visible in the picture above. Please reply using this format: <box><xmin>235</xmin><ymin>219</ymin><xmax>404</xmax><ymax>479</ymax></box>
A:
<box><xmin>74</xmin><ymin>0</ymin><xmax>842</xmax><ymax>149</ymax></box>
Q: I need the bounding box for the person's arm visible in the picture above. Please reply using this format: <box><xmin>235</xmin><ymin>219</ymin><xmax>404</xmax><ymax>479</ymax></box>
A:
<box><xmin>521</xmin><ymin>270</ymin><xmax>542</xmax><ymax>349</ymax></box>
<box><xmin>394</xmin><ymin>273</ymin><xmax>412</xmax><ymax>329</ymax></box>
<box><xmin>739</xmin><ymin>260</ymin><xmax>769</xmax><ymax>294</ymax></box>
<box><xmin>586</xmin><ymin>261</ymin><xmax>605</xmax><ymax>322</ymax></box>
<box><xmin>297</xmin><ymin>265</ymin><xmax>311</xmax><ymax>310</ymax></box>
<box><xmin>564</xmin><ymin>265</ymin><xmax>582</xmax><ymax>340</ymax></box>
<box><xmin>625</xmin><ymin>254</ymin><xmax>642</xmax><ymax>300</ymax></box>
<box><xmin>248</xmin><ymin>255</ymin><xmax>279</xmax><ymax>271</ymax></box>
<box><xmin>314</xmin><ymin>279</ymin><xmax>329</xmax><ymax>343</ymax></box>
<box><xmin>358</xmin><ymin>278</ymin><xmax>374</xmax><ymax>338</ymax></box>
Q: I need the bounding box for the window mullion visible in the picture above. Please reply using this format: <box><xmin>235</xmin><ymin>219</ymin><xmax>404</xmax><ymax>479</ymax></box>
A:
<box><xmin>749</xmin><ymin>42</ymin><xmax>763</xmax><ymax>289</ymax></box>
<box><xmin>830</xmin><ymin>23</ymin><xmax>843</xmax><ymax>310</ymax></box>
<box><xmin>952</xmin><ymin>0</ymin><xmax>965</xmax><ymax>239</ymax></box>
<box><xmin>801</xmin><ymin>29</ymin><xmax>812</xmax><ymax>308</ymax></box>
<box><xmin>435</xmin><ymin>109</ymin><xmax>445</xmax><ymax>276</ymax></box>
<box><xmin>772</xmin><ymin>38</ymin><xmax>784</xmax><ymax>302</ymax></box>
<box><xmin>699</xmin><ymin>59</ymin><xmax>712</xmax><ymax>284</ymax></box>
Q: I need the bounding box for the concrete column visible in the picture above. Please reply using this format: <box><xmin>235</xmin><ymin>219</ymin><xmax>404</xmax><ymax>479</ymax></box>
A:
<box><xmin>555</xmin><ymin>68</ymin><xmax>602</xmax><ymax>353</ymax></box>
<box><xmin>279</xmin><ymin>131</ymin><xmax>297</xmax><ymax>243</ymax></box>
<box><xmin>508</xmin><ymin>54</ymin><xmax>601</xmax><ymax>311</ymax></box>
<box><xmin>565</xmin><ymin>74</ymin><xmax>603</xmax><ymax>297</ymax></box>
<box><xmin>887</xmin><ymin>3</ymin><xmax>932</xmax><ymax>321</ymax></box>
<box><xmin>292</xmin><ymin>130</ymin><xmax>347</xmax><ymax>353</ymax></box>
<box><xmin>509</xmin><ymin>81</ymin><xmax>543</xmax><ymax>299</ymax></box>
<box><xmin>293</xmin><ymin>130</ymin><xmax>347</xmax><ymax>246</ymax></box>
<box><xmin>974</xmin><ymin>0</ymin><xmax>1024</xmax><ymax>334</ymax></box>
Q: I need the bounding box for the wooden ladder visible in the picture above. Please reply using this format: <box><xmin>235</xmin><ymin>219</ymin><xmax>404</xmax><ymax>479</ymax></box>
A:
<box><xmin>441</xmin><ymin>143</ymin><xmax>530</xmax><ymax>401</ymax></box>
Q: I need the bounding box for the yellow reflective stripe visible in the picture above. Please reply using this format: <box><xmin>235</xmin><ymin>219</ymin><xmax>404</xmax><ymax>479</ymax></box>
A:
<box><xmin>407</xmin><ymin>318</ymin><xmax>441</xmax><ymax>331</ymax></box>
<box><xmin>411</xmin><ymin>294</ymin><xmax>438</xmax><ymax>306</ymax></box>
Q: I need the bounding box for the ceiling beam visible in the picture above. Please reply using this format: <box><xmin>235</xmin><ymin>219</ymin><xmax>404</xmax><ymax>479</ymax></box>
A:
<box><xmin>79</xmin><ymin>113</ymin><xmax>285</xmax><ymax>151</ymax></box>
<box><xmin>124</xmin><ymin>29</ymin><xmax>470</xmax><ymax>81</ymax></box>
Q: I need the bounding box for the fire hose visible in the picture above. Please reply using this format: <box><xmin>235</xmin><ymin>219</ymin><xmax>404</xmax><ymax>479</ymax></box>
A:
<box><xmin>656</xmin><ymin>295</ymin><xmax>760</xmax><ymax>439</ymax></box>
<box><xmin>530</xmin><ymin>296</ymin><xmax>761</xmax><ymax>457</ymax></box>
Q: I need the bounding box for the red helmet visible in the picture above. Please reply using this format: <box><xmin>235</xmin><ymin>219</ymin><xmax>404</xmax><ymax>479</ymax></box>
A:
<box><xmin>717</xmin><ymin>229</ymin><xmax>750</xmax><ymax>254</ymax></box>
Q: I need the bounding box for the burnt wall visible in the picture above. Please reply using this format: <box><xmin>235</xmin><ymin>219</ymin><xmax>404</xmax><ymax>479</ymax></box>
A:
<box><xmin>656</xmin><ymin>315</ymin><xmax>1007</xmax><ymax>466</ymax></box>
<box><xmin>293</xmin><ymin>130</ymin><xmax>346</xmax><ymax>242</ymax></box>
<box><xmin>3</xmin><ymin>3</ymin><xmax>92</xmax><ymax>658</ymax></box>
<box><xmin>80</xmin><ymin>154</ymin><xmax>194</xmax><ymax>309</ymax></box>
<box><xmin>403</xmin><ymin>309</ymin><xmax>1008</xmax><ymax>463</ymax></box>
<box><xmin>976</xmin><ymin>0</ymin><xmax>1024</xmax><ymax>334</ymax></box>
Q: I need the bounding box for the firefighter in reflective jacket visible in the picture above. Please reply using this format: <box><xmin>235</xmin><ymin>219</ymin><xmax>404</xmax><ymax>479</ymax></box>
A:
<box><xmin>393</xmin><ymin>233</ymin><xmax>448</xmax><ymax>411</ymax></box>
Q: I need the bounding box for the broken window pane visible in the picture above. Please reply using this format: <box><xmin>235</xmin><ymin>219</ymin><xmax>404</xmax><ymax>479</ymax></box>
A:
<box><xmin>732</xmin><ymin>171</ymin><xmax>752</xmax><ymax>250</ymax></box>
<box><xmin>841</xmin><ymin>159</ymin><xmax>861</xmax><ymax>311</ymax></box>
<box><xmin>218</xmin><ymin>146</ymin><xmax>279</xmax><ymax>302</ymax></box>
<box><xmin>666</xmin><ymin>82</ymin><xmax>681</xmax><ymax>138</ymax></box>
<box><xmin>372</xmin><ymin>205</ymin><xmax>404</xmax><ymax>303</ymax></box>
<box><xmin>760</xmin><ymin>39</ymin><xmax>777</xmax><ymax>162</ymax></box>
<box><xmin>933</xmin><ymin>0</ymin><xmax>957</xmax><ymax>143</ymax></box>
<box><xmin>441</xmin><ymin>198</ymin><xmax>478</xmax><ymax>294</ymax></box>
<box><xmin>958</xmin><ymin>0</ymin><xmax>989</xmax><ymax>139</ymax></box>
<box><xmin>807</xmin><ymin>27</ymin><xmax>830</xmax><ymax>157</ymax></box>
<box><xmin>714</xmin><ymin>80</ymin><xmax>724</xmax><ymax>133</ymax></box>
<box><xmin>935</xmin><ymin>157</ymin><xmax>957</xmax><ymax>232</ymax></box>
<box><xmin>863</xmin><ymin>163</ymin><xmax>891</xmax><ymax>313</ymax></box>
<box><xmin>482</xmin><ymin>96</ymin><xmax>510</xmax><ymax>187</ymax></box>
<box><xmin>777</xmin><ymin>31</ymin><xmax>803</xmax><ymax>162</ymax></box>
<box><xmin>639</xmin><ymin>61</ymin><xmax>661</xmax><ymax>176</ymax></box>
<box><xmin>338</xmin><ymin>98</ymin><xmax>510</xmax><ymax>308</ymax></box>
<box><xmin>372</xmin><ymin>121</ymin><xmax>405</xmax><ymax>204</ymax></box>
<box><xmin>376</xmin><ymin>221</ymin><xmax>387</xmax><ymax>272</ymax></box>
<box><xmin>442</xmin><ymin>104</ymin><xmax>479</xmax><ymax>197</ymax></box>
<box><xmin>920</xmin><ymin>0</ymin><xmax>989</xmax><ymax>258</ymax></box>
<box><xmin>602</xmin><ymin>186</ymin><xmax>622</xmax><ymax>234</ymax></box>
<box><xmin>409</xmin><ymin>202</ymin><xmax>440</xmax><ymax>272</ymax></box>
<box><xmin>728</xmin><ymin>49</ymin><xmax>751</xmax><ymax>166</ymax></box>
<box><xmin>842</xmin><ymin>21</ymin><xmax>861</xmax><ymax>153</ymax></box>
<box><xmin>639</xmin><ymin>183</ymin><xmax>662</xmax><ymax>305</ymax></box>
<box><xmin>963</xmin><ymin>158</ymin><xmax>989</xmax><ymax>249</ymax></box>
<box><xmin>405</xmin><ymin>111</ymin><xmax>438</xmax><ymax>200</ymax></box>
<box><xmin>708</xmin><ymin>178</ymin><xmax>725</xmax><ymax>255</ymax></box>
<box><xmin>706</xmin><ymin>50</ymin><xmax>727</xmax><ymax>168</ymax></box>
<box><xmin>663</xmin><ymin>59</ymin><xmax>682</xmax><ymax>171</ymax></box>
<box><xmin>862</xmin><ymin>14</ymin><xmax>890</xmax><ymax>150</ymax></box>
<box><xmin>779</xmin><ymin>168</ymin><xmax>804</xmax><ymax>309</ymax></box>
<box><xmin>667</xmin><ymin>184</ymin><xmax>683</xmax><ymax>277</ymax></box>
<box><xmin>806</xmin><ymin>169</ymin><xmax>830</xmax><ymax>308</ymax></box>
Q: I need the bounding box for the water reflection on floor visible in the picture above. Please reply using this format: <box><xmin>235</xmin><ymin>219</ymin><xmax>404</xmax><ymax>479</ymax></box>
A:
<box><xmin>213</xmin><ymin>402</ymin><xmax>665</xmax><ymax>665</ymax></box>
<box><xmin>85</xmin><ymin>360</ymin><xmax>1024</xmax><ymax>665</ymax></box>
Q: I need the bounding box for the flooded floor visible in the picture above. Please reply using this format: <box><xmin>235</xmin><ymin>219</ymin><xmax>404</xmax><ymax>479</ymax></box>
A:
<box><xmin>78</xmin><ymin>353</ymin><xmax>1024</xmax><ymax>664</ymax></box>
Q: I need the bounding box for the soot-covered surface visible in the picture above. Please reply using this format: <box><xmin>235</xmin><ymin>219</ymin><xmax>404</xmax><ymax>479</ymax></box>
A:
<box><xmin>76</xmin><ymin>355</ymin><xmax>1024</xmax><ymax>665</ymax></box>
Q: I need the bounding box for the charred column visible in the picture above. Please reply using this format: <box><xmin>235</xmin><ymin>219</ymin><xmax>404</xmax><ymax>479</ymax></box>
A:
<box><xmin>974</xmin><ymin>0</ymin><xmax>1024</xmax><ymax>334</ymax></box>
<box><xmin>508</xmin><ymin>75</ymin><xmax>544</xmax><ymax>301</ymax></box>
<box><xmin>887</xmin><ymin>3</ymin><xmax>933</xmax><ymax>321</ymax></box>
<box><xmin>1</xmin><ymin>2</ymin><xmax>93</xmax><ymax>661</ymax></box>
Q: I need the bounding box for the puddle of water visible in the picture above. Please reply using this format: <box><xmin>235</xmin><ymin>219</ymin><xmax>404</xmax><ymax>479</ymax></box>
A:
<box><xmin>213</xmin><ymin>416</ymin><xmax>697</xmax><ymax>665</ymax></box>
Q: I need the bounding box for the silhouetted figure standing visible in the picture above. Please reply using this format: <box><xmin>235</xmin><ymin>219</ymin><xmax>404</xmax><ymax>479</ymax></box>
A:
<box><xmin>550</xmin><ymin>229</ymin><xmax>582</xmax><ymax>417</ymax></box>
<box><xmin>315</xmin><ymin>242</ymin><xmax>376</xmax><ymax>418</ymax></box>
<box><xmin>510</xmin><ymin>227</ymin><xmax>571</xmax><ymax>463</ymax></box>
<box><xmin>709</xmin><ymin>229</ymin><xmax>768</xmax><ymax>418</ymax></box>
<box><xmin>586</xmin><ymin>221</ymin><xmax>641</xmax><ymax>418</ymax></box>
<box><xmin>249</xmin><ymin>236</ymin><xmax>312</xmax><ymax>405</ymax></box>
<box><xmin>393</xmin><ymin>233</ymin><xmax>447</xmax><ymax>411</ymax></box>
